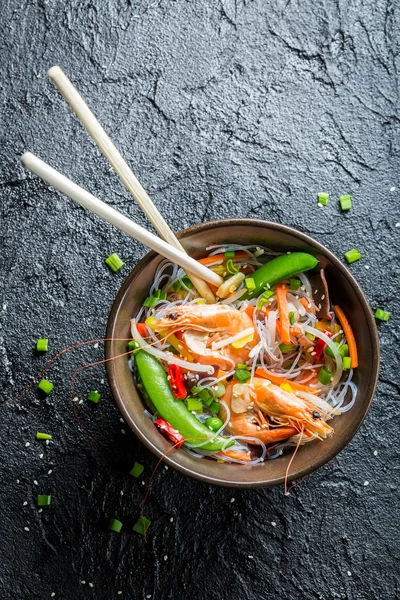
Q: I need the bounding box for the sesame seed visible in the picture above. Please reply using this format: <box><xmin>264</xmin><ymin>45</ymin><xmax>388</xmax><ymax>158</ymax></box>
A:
<box><xmin>48</xmin><ymin>469</ymin><xmax>52</xmax><ymax>475</ymax></box>
<box><xmin>93</xmin><ymin>343</ymin><xmax>99</xmax><ymax>349</ymax></box>
<box><xmin>146</xmin><ymin>595</ymin><xmax>151</xmax><ymax>599</ymax></box>
<box><xmin>317</xmin><ymin>202</ymin><xmax>323</xmax><ymax>208</ymax></box>
<box><xmin>364</xmin><ymin>265</ymin><xmax>370</xmax><ymax>270</ymax></box>
<box><xmin>79</xmin><ymin>399</ymin><xmax>83</xmax><ymax>404</ymax></box>
<box><xmin>24</xmin><ymin>527</ymin><xmax>30</xmax><ymax>531</ymax></box>
<box><xmin>390</xmin><ymin>186</ymin><xmax>396</xmax><ymax>192</ymax></box>
<box><xmin>101</xmin><ymin>379</ymin><xmax>104</xmax><ymax>384</ymax></box>
<box><xmin>271</xmin><ymin>521</ymin><xmax>276</xmax><ymax>527</ymax></box>
<box><xmin>228</xmin><ymin>421</ymin><xmax>232</xmax><ymax>427</ymax></box>
<box><xmin>23</xmin><ymin>501</ymin><xmax>27</xmax><ymax>506</ymax></box>
<box><xmin>73</xmin><ymin>397</ymin><xmax>78</xmax><ymax>402</ymax></box>
<box><xmin>120</xmin><ymin>490</ymin><xmax>124</xmax><ymax>496</ymax></box>
<box><xmin>321</xmin><ymin>295</ymin><xmax>325</xmax><ymax>300</ymax></box>
<box><xmin>121</xmin><ymin>429</ymin><xmax>125</xmax><ymax>434</ymax></box>
<box><xmin>142</xmin><ymin>481</ymin><xmax>145</xmax><ymax>485</ymax></box>
<box><xmin>164</xmin><ymin>555</ymin><xmax>168</xmax><ymax>561</ymax></box>
<box><xmin>395</xmin><ymin>222</ymin><xmax>400</xmax><ymax>227</ymax></box>
<box><xmin>39</xmin><ymin>454</ymin><xmax>44</xmax><ymax>459</ymax></box>
<box><xmin>165</xmin><ymin>465</ymin><xmax>168</xmax><ymax>470</ymax></box>
<box><xmin>363</xmin><ymin>481</ymin><xmax>369</xmax><ymax>486</ymax></box>
<box><xmin>25</xmin><ymin>442</ymin><xmax>30</xmax><ymax>447</ymax></box>
<box><xmin>38</xmin><ymin>508</ymin><xmax>42</xmax><ymax>513</ymax></box>
<box><xmin>266</xmin><ymin>283</ymin><xmax>270</xmax><ymax>289</ymax></box>
<box><xmin>16</xmin><ymin>479</ymin><xmax>20</xmax><ymax>484</ymax></box>
<box><xmin>88</xmin><ymin>583</ymin><xmax>94</xmax><ymax>588</ymax></box>
<box><xmin>347</xmin><ymin>571</ymin><xmax>352</xmax><ymax>576</ymax></box>
<box><xmin>314</xmin><ymin>289</ymin><xmax>318</xmax><ymax>295</ymax></box>
<box><xmin>51</xmin><ymin>593</ymin><xmax>55</xmax><ymax>597</ymax></box>
<box><xmin>119</xmin><ymin>418</ymin><xmax>124</xmax><ymax>423</ymax></box>
<box><xmin>373</xmin><ymin>450</ymin><xmax>378</xmax><ymax>456</ymax></box>
<box><xmin>310</xmin><ymin>352</ymin><xmax>316</xmax><ymax>356</ymax></box>
<box><xmin>248</xmin><ymin>555</ymin><xmax>254</xmax><ymax>558</ymax></box>
<box><xmin>230</xmin><ymin>497</ymin><xmax>235</xmax><ymax>503</ymax></box>
<box><xmin>170</xmin><ymin>517</ymin><xmax>174</xmax><ymax>522</ymax></box>
<box><xmin>80</xmin><ymin>581</ymin><xmax>86</xmax><ymax>585</ymax></box>
<box><xmin>34</xmin><ymin>480</ymin><xmax>38</xmax><ymax>486</ymax></box>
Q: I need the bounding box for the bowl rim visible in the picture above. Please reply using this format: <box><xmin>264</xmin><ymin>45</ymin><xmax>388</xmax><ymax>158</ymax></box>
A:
<box><xmin>106</xmin><ymin>218</ymin><xmax>380</xmax><ymax>488</ymax></box>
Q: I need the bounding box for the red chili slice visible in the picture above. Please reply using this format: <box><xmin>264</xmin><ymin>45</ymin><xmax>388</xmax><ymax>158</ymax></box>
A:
<box><xmin>313</xmin><ymin>329</ymin><xmax>333</xmax><ymax>360</ymax></box>
<box><xmin>168</xmin><ymin>364</ymin><xmax>187</xmax><ymax>399</ymax></box>
<box><xmin>154</xmin><ymin>419</ymin><xmax>185</xmax><ymax>447</ymax></box>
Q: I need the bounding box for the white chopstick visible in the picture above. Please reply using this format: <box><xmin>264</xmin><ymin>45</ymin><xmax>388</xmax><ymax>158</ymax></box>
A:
<box><xmin>21</xmin><ymin>153</ymin><xmax>223</xmax><ymax>288</ymax></box>
<box><xmin>48</xmin><ymin>65</ymin><xmax>216</xmax><ymax>303</ymax></box>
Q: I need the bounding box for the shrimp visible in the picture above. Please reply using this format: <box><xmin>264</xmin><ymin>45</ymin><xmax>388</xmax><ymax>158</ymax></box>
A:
<box><xmin>152</xmin><ymin>304</ymin><xmax>256</xmax><ymax>369</ymax></box>
<box><xmin>221</xmin><ymin>378</ymin><xmax>332</xmax><ymax>444</ymax></box>
<box><xmin>221</xmin><ymin>381</ymin><xmax>298</xmax><ymax>444</ymax></box>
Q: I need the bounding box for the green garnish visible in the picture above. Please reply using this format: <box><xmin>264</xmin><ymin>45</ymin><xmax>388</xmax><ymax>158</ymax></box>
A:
<box><xmin>318</xmin><ymin>192</ymin><xmax>329</xmax><ymax>206</ymax></box>
<box><xmin>318</xmin><ymin>366</ymin><xmax>333</xmax><ymax>385</ymax></box>
<box><xmin>105</xmin><ymin>253</ymin><xmax>124</xmax><ymax>273</ymax></box>
<box><xmin>172</xmin><ymin>281</ymin><xmax>181</xmax><ymax>292</ymax></box>
<box><xmin>143</xmin><ymin>296</ymin><xmax>158</xmax><ymax>308</ymax></box>
<box><xmin>38</xmin><ymin>379</ymin><xmax>53</xmax><ymax>396</ymax></box>
<box><xmin>339</xmin><ymin>195</ymin><xmax>352</xmax><ymax>211</ymax></box>
<box><xmin>186</xmin><ymin>398</ymin><xmax>203</xmax><ymax>412</ymax></box>
<box><xmin>244</xmin><ymin>278</ymin><xmax>256</xmax><ymax>292</ymax></box>
<box><xmin>279</xmin><ymin>343</ymin><xmax>297</xmax><ymax>353</ymax></box>
<box><xmin>262</xmin><ymin>289</ymin><xmax>275</xmax><ymax>299</ymax></box>
<box><xmin>181</xmin><ymin>276</ymin><xmax>194</xmax><ymax>289</ymax></box>
<box><xmin>224</xmin><ymin>251</ymin><xmax>235</xmax><ymax>259</ymax></box>
<box><xmin>133</xmin><ymin>516</ymin><xmax>151</xmax><ymax>535</ymax></box>
<box><xmin>154</xmin><ymin>290</ymin><xmax>167</xmax><ymax>300</ymax></box>
<box><xmin>226</xmin><ymin>259</ymin><xmax>239</xmax><ymax>275</ymax></box>
<box><xmin>37</xmin><ymin>495</ymin><xmax>51</xmax><ymax>507</ymax></box>
<box><xmin>128</xmin><ymin>340</ymin><xmax>140</xmax><ymax>351</ymax></box>
<box><xmin>35</xmin><ymin>432</ymin><xmax>52</xmax><ymax>440</ymax></box>
<box><xmin>36</xmin><ymin>338</ymin><xmax>48</xmax><ymax>352</ymax></box>
<box><xmin>375</xmin><ymin>308</ymin><xmax>391</xmax><ymax>321</ymax></box>
<box><xmin>191</xmin><ymin>386</ymin><xmax>213</xmax><ymax>404</ymax></box>
<box><xmin>344</xmin><ymin>249</ymin><xmax>362</xmax><ymax>264</ymax></box>
<box><xmin>234</xmin><ymin>368</ymin><xmax>251</xmax><ymax>383</ymax></box>
<box><xmin>108</xmin><ymin>518</ymin><xmax>123</xmax><ymax>533</ymax></box>
<box><xmin>326</xmin><ymin>343</ymin><xmax>349</xmax><ymax>359</ymax></box>
<box><xmin>289</xmin><ymin>278</ymin><xmax>301</xmax><ymax>291</ymax></box>
<box><xmin>129</xmin><ymin>462</ymin><xmax>144</xmax><ymax>478</ymax></box>
<box><xmin>210</xmin><ymin>401</ymin><xmax>221</xmax><ymax>414</ymax></box>
<box><xmin>88</xmin><ymin>390</ymin><xmax>101</xmax><ymax>404</ymax></box>
<box><xmin>342</xmin><ymin>357</ymin><xmax>352</xmax><ymax>370</ymax></box>
<box><xmin>289</xmin><ymin>311</ymin><xmax>295</xmax><ymax>325</ymax></box>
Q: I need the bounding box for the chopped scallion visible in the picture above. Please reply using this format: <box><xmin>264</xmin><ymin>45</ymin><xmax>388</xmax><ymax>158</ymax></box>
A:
<box><xmin>244</xmin><ymin>278</ymin><xmax>256</xmax><ymax>292</ymax></box>
<box><xmin>37</xmin><ymin>494</ymin><xmax>51</xmax><ymax>507</ymax></box>
<box><xmin>262</xmin><ymin>289</ymin><xmax>275</xmax><ymax>299</ymax></box>
<box><xmin>224</xmin><ymin>251</ymin><xmax>235</xmax><ymax>259</ymax></box>
<box><xmin>129</xmin><ymin>462</ymin><xmax>144</xmax><ymax>478</ymax></box>
<box><xmin>342</xmin><ymin>356</ymin><xmax>352</xmax><ymax>370</ymax></box>
<box><xmin>108</xmin><ymin>518</ymin><xmax>123</xmax><ymax>533</ymax></box>
<box><xmin>289</xmin><ymin>278</ymin><xmax>301</xmax><ymax>290</ymax></box>
<box><xmin>375</xmin><ymin>308</ymin><xmax>391</xmax><ymax>321</ymax></box>
<box><xmin>133</xmin><ymin>516</ymin><xmax>151</xmax><ymax>535</ymax></box>
<box><xmin>226</xmin><ymin>259</ymin><xmax>239</xmax><ymax>275</ymax></box>
<box><xmin>143</xmin><ymin>296</ymin><xmax>158</xmax><ymax>308</ymax></box>
<box><xmin>318</xmin><ymin>366</ymin><xmax>333</xmax><ymax>385</ymax></box>
<box><xmin>36</xmin><ymin>338</ymin><xmax>48</xmax><ymax>352</ymax></box>
<box><xmin>105</xmin><ymin>253</ymin><xmax>124</xmax><ymax>273</ymax></box>
<box><xmin>186</xmin><ymin>398</ymin><xmax>203</xmax><ymax>412</ymax></box>
<box><xmin>35</xmin><ymin>432</ymin><xmax>52</xmax><ymax>440</ymax></box>
<box><xmin>181</xmin><ymin>276</ymin><xmax>194</xmax><ymax>289</ymax></box>
<box><xmin>234</xmin><ymin>368</ymin><xmax>251</xmax><ymax>383</ymax></box>
<box><xmin>172</xmin><ymin>281</ymin><xmax>181</xmax><ymax>292</ymax></box>
<box><xmin>88</xmin><ymin>390</ymin><xmax>101</xmax><ymax>404</ymax></box>
<box><xmin>210</xmin><ymin>401</ymin><xmax>221</xmax><ymax>414</ymax></box>
<box><xmin>318</xmin><ymin>192</ymin><xmax>330</xmax><ymax>206</ymax></box>
<box><xmin>38</xmin><ymin>379</ymin><xmax>53</xmax><ymax>396</ymax></box>
<box><xmin>339</xmin><ymin>195</ymin><xmax>352</xmax><ymax>211</ymax></box>
<box><xmin>289</xmin><ymin>311</ymin><xmax>295</xmax><ymax>325</ymax></box>
<box><xmin>344</xmin><ymin>249</ymin><xmax>361</xmax><ymax>264</ymax></box>
<box><xmin>279</xmin><ymin>343</ymin><xmax>297</xmax><ymax>353</ymax></box>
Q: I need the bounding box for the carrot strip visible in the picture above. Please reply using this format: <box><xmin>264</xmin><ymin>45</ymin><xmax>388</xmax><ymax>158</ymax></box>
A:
<box><xmin>136</xmin><ymin>323</ymin><xmax>148</xmax><ymax>337</ymax></box>
<box><xmin>299</xmin><ymin>297</ymin><xmax>313</xmax><ymax>312</ymax></box>
<box><xmin>255</xmin><ymin>368</ymin><xmax>319</xmax><ymax>395</ymax></box>
<box><xmin>333</xmin><ymin>305</ymin><xmax>359</xmax><ymax>368</ymax></box>
<box><xmin>245</xmin><ymin>306</ymin><xmax>255</xmax><ymax>318</ymax></box>
<box><xmin>220</xmin><ymin>450</ymin><xmax>252</xmax><ymax>462</ymax></box>
<box><xmin>276</xmin><ymin>284</ymin><xmax>291</xmax><ymax>345</ymax></box>
<box><xmin>197</xmin><ymin>251</ymin><xmax>249</xmax><ymax>266</ymax></box>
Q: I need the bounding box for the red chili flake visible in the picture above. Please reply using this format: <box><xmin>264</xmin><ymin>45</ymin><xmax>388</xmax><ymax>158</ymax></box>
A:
<box><xmin>154</xmin><ymin>419</ymin><xmax>185</xmax><ymax>447</ymax></box>
<box><xmin>168</xmin><ymin>364</ymin><xmax>187</xmax><ymax>399</ymax></box>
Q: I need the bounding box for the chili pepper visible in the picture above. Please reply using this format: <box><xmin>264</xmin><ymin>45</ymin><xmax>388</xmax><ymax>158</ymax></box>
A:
<box><xmin>244</xmin><ymin>252</ymin><xmax>319</xmax><ymax>299</ymax></box>
<box><xmin>154</xmin><ymin>419</ymin><xmax>185</xmax><ymax>447</ymax></box>
<box><xmin>134</xmin><ymin>350</ymin><xmax>233</xmax><ymax>452</ymax></box>
<box><xmin>313</xmin><ymin>329</ymin><xmax>332</xmax><ymax>359</ymax></box>
<box><xmin>168</xmin><ymin>364</ymin><xmax>187</xmax><ymax>399</ymax></box>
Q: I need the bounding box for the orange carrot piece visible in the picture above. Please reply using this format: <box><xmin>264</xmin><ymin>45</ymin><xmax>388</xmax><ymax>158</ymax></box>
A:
<box><xmin>299</xmin><ymin>297</ymin><xmax>313</xmax><ymax>312</ymax></box>
<box><xmin>220</xmin><ymin>449</ymin><xmax>252</xmax><ymax>462</ymax></box>
<box><xmin>245</xmin><ymin>306</ymin><xmax>255</xmax><ymax>318</ymax></box>
<box><xmin>333</xmin><ymin>305</ymin><xmax>359</xmax><ymax>368</ymax></box>
<box><xmin>136</xmin><ymin>323</ymin><xmax>148</xmax><ymax>337</ymax></box>
<box><xmin>275</xmin><ymin>319</ymin><xmax>282</xmax><ymax>339</ymax></box>
<box><xmin>255</xmin><ymin>368</ymin><xmax>319</xmax><ymax>395</ymax></box>
<box><xmin>197</xmin><ymin>251</ymin><xmax>249</xmax><ymax>266</ymax></box>
<box><xmin>276</xmin><ymin>284</ymin><xmax>291</xmax><ymax>345</ymax></box>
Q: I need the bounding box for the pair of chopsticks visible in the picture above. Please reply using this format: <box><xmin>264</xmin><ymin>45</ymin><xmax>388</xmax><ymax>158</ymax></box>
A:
<box><xmin>21</xmin><ymin>66</ymin><xmax>223</xmax><ymax>301</ymax></box>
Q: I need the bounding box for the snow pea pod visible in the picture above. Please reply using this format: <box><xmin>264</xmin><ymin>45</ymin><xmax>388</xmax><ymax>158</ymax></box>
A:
<box><xmin>246</xmin><ymin>252</ymin><xmax>319</xmax><ymax>299</ymax></box>
<box><xmin>134</xmin><ymin>349</ymin><xmax>232</xmax><ymax>452</ymax></box>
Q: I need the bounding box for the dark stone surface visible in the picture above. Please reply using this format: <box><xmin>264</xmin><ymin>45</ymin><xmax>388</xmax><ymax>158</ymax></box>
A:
<box><xmin>0</xmin><ymin>1</ymin><xmax>399</xmax><ymax>598</ymax></box>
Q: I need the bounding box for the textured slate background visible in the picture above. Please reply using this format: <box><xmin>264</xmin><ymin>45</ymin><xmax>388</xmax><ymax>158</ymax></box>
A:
<box><xmin>0</xmin><ymin>1</ymin><xmax>399</xmax><ymax>599</ymax></box>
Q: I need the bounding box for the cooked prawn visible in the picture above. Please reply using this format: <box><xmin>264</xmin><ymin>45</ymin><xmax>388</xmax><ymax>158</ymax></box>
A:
<box><xmin>221</xmin><ymin>378</ymin><xmax>333</xmax><ymax>444</ymax></box>
<box><xmin>153</xmin><ymin>304</ymin><xmax>256</xmax><ymax>369</ymax></box>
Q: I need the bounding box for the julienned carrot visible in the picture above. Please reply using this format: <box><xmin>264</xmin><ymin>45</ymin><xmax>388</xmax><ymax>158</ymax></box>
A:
<box><xmin>136</xmin><ymin>323</ymin><xmax>148</xmax><ymax>337</ymax></box>
<box><xmin>276</xmin><ymin>284</ymin><xmax>291</xmax><ymax>345</ymax></box>
<box><xmin>197</xmin><ymin>251</ymin><xmax>249</xmax><ymax>266</ymax></box>
<box><xmin>299</xmin><ymin>297</ymin><xmax>313</xmax><ymax>312</ymax></box>
<box><xmin>220</xmin><ymin>449</ymin><xmax>252</xmax><ymax>462</ymax></box>
<box><xmin>245</xmin><ymin>306</ymin><xmax>255</xmax><ymax>318</ymax></box>
<box><xmin>255</xmin><ymin>368</ymin><xmax>319</xmax><ymax>395</ymax></box>
<box><xmin>333</xmin><ymin>305</ymin><xmax>359</xmax><ymax>368</ymax></box>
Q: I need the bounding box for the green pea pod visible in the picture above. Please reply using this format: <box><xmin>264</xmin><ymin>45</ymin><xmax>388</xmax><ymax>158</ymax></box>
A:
<box><xmin>134</xmin><ymin>350</ymin><xmax>233</xmax><ymax>452</ymax></box>
<box><xmin>246</xmin><ymin>252</ymin><xmax>319</xmax><ymax>299</ymax></box>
